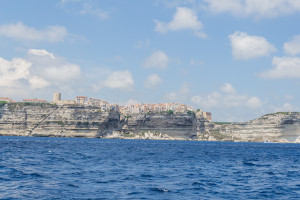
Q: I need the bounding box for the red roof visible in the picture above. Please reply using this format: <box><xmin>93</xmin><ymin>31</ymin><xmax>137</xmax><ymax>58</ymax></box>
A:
<box><xmin>23</xmin><ymin>99</ymin><xmax>47</xmax><ymax>102</ymax></box>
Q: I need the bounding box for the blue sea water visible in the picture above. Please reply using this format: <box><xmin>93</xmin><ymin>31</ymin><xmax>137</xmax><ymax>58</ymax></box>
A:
<box><xmin>0</xmin><ymin>137</ymin><xmax>299</xmax><ymax>200</ymax></box>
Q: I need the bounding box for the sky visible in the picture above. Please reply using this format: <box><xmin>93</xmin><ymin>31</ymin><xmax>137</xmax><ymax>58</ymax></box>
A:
<box><xmin>0</xmin><ymin>0</ymin><xmax>300</xmax><ymax>122</ymax></box>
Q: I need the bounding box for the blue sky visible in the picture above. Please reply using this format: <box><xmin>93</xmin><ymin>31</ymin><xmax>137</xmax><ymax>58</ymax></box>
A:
<box><xmin>1</xmin><ymin>0</ymin><xmax>300</xmax><ymax>121</ymax></box>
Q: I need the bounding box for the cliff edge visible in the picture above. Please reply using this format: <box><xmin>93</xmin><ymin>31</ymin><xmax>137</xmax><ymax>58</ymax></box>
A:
<box><xmin>199</xmin><ymin>112</ymin><xmax>300</xmax><ymax>143</ymax></box>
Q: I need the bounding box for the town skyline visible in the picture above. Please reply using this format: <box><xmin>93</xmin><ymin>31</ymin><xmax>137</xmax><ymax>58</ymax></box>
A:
<box><xmin>0</xmin><ymin>1</ymin><xmax>300</xmax><ymax>122</ymax></box>
<box><xmin>0</xmin><ymin>92</ymin><xmax>212</xmax><ymax>121</ymax></box>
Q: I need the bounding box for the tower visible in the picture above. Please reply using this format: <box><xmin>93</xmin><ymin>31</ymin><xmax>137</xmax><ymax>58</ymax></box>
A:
<box><xmin>53</xmin><ymin>92</ymin><xmax>61</xmax><ymax>102</ymax></box>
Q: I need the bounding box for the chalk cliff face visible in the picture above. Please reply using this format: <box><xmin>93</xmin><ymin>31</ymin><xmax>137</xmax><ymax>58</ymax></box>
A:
<box><xmin>1</xmin><ymin>103</ymin><xmax>300</xmax><ymax>143</ymax></box>
<box><xmin>199</xmin><ymin>112</ymin><xmax>300</xmax><ymax>143</ymax></box>
<box><xmin>121</xmin><ymin>113</ymin><xmax>197</xmax><ymax>139</ymax></box>
<box><xmin>0</xmin><ymin>103</ymin><xmax>198</xmax><ymax>139</ymax></box>
<box><xmin>0</xmin><ymin>103</ymin><xmax>120</xmax><ymax>138</ymax></box>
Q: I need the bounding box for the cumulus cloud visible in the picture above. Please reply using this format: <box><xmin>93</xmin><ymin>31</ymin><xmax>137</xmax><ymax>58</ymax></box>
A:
<box><xmin>229</xmin><ymin>31</ymin><xmax>276</xmax><ymax>60</ymax></box>
<box><xmin>284</xmin><ymin>35</ymin><xmax>300</xmax><ymax>55</ymax></box>
<box><xmin>220</xmin><ymin>83</ymin><xmax>236</xmax><ymax>94</ymax></box>
<box><xmin>28</xmin><ymin>76</ymin><xmax>50</xmax><ymax>89</ymax></box>
<box><xmin>26</xmin><ymin>49</ymin><xmax>81</xmax><ymax>84</ymax></box>
<box><xmin>44</xmin><ymin>64</ymin><xmax>81</xmax><ymax>82</ymax></box>
<box><xmin>259</xmin><ymin>56</ymin><xmax>300</xmax><ymax>79</ymax></box>
<box><xmin>204</xmin><ymin>0</ymin><xmax>300</xmax><ymax>18</ymax></box>
<box><xmin>271</xmin><ymin>103</ymin><xmax>298</xmax><ymax>112</ymax></box>
<box><xmin>95</xmin><ymin>70</ymin><xmax>134</xmax><ymax>91</ymax></box>
<box><xmin>191</xmin><ymin>83</ymin><xmax>262</xmax><ymax>109</ymax></box>
<box><xmin>28</xmin><ymin>49</ymin><xmax>55</xmax><ymax>59</ymax></box>
<box><xmin>0</xmin><ymin>22</ymin><xmax>68</xmax><ymax>42</ymax></box>
<box><xmin>154</xmin><ymin>7</ymin><xmax>205</xmax><ymax>37</ymax></box>
<box><xmin>0</xmin><ymin>49</ymin><xmax>82</xmax><ymax>96</ymax></box>
<box><xmin>0</xmin><ymin>57</ymin><xmax>31</xmax><ymax>87</ymax></box>
<box><xmin>246</xmin><ymin>97</ymin><xmax>262</xmax><ymax>109</ymax></box>
<box><xmin>143</xmin><ymin>51</ymin><xmax>169</xmax><ymax>70</ymax></box>
<box><xmin>144</xmin><ymin>74</ymin><xmax>163</xmax><ymax>89</ymax></box>
<box><xmin>80</xmin><ymin>3</ymin><xmax>109</xmax><ymax>20</ymax></box>
<box><xmin>191</xmin><ymin>92</ymin><xmax>221</xmax><ymax>109</ymax></box>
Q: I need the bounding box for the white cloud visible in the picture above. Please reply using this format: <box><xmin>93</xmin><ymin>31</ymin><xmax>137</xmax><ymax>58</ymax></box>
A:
<box><xmin>204</xmin><ymin>0</ymin><xmax>243</xmax><ymax>15</ymax></box>
<box><xmin>143</xmin><ymin>51</ymin><xmax>169</xmax><ymax>70</ymax></box>
<box><xmin>0</xmin><ymin>49</ymin><xmax>82</xmax><ymax>97</ymax></box>
<box><xmin>229</xmin><ymin>31</ymin><xmax>276</xmax><ymax>60</ymax></box>
<box><xmin>259</xmin><ymin>56</ymin><xmax>300</xmax><ymax>79</ymax></box>
<box><xmin>246</xmin><ymin>96</ymin><xmax>262</xmax><ymax>109</ymax></box>
<box><xmin>28</xmin><ymin>49</ymin><xmax>55</xmax><ymax>59</ymax></box>
<box><xmin>204</xmin><ymin>0</ymin><xmax>300</xmax><ymax>18</ymax></box>
<box><xmin>284</xmin><ymin>35</ymin><xmax>300</xmax><ymax>55</ymax></box>
<box><xmin>154</xmin><ymin>7</ymin><xmax>205</xmax><ymax>37</ymax></box>
<box><xmin>0</xmin><ymin>22</ymin><xmax>68</xmax><ymax>42</ymax></box>
<box><xmin>0</xmin><ymin>57</ymin><xmax>31</xmax><ymax>87</ymax></box>
<box><xmin>96</xmin><ymin>70</ymin><xmax>134</xmax><ymax>91</ymax></box>
<box><xmin>80</xmin><ymin>3</ymin><xmax>109</xmax><ymax>20</ymax></box>
<box><xmin>44</xmin><ymin>64</ymin><xmax>81</xmax><ymax>82</ymax></box>
<box><xmin>191</xmin><ymin>92</ymin><xmax>221</xmax><ymax>109</ymax></box>
<box><xmin>144</xmin><ymin>74</ymin><xmax>163</xmax><ymax>89</ymax></box>
<box><xmin>26</xmin><ymin>49</ymin><xmax>81</xmax><ymax>84</ymax></box>
<box><xmin>194</xmin><ymin>31</ymin><xmax>207</xmax><ymax>39</ymax></box>
<box><xmin>29</xmin><ymin>76</ymin><xmax>50</xmax><ymax>89</ymax></box>
<box><xmin>191</xmin><ymin>83</ymin><xmax>262</xmax><ymax>110</ymax></box>
<box><xmin>271</xmin><ymin>103</ymin><xmax>298</xmax><ymax>112</ymax></box>
<box><xmin>220</xmin><ymin>83</ymin><xmax>236</xmax><ymax>94</ymax></box>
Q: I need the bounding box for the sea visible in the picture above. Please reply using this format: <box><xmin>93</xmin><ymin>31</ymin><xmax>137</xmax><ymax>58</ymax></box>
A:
<box><xmin>0</xmin><ymin>136</ymin><xmax>299</xmax><ymax>200</ymax></box>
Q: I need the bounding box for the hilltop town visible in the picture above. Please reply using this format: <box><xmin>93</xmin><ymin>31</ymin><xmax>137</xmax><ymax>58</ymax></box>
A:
<box><xmin>0</xmin><ymin>92</ymin><xmax>212</xmax><ymax>121</ymax></box>
<box><xmin>2</xmin><ymin>93</ymin><xmax>300</xmax><ymax>143</ymax></box>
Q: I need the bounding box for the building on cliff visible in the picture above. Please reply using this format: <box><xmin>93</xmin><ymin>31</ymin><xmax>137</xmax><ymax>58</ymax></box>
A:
<box><xmin>53</xmin><ymin>92</ymin><xmax>61</xmax><ymax>102</ymax></box>
<box><xmin>203</xmin><ymin>112</ymin><xmax>212</xmax><ymax>121</ymax></box>
<box><xmin>0</xmin><ymin>97</ymin><xmax>12</xmax><ymax>102</ymax></box>
<box><xmin>23</xmin><ymin>98</ymin><xmax>47</xmax><ymax>103</ymax></box>
<box><xmin>76</xmin><ymin>96</ymin><xmax>88</xmax><ymax>105</ymax></box>
<box><xmin>49</xmin><ymin>93</ymin><xmax>211</xmax><ymax>120</ymax></box>
<box><xmin>119</xmin><ymin>103</ymin><xmax>198</xmax><ymax>116</ymax></box>
<box><xmin>88</xmin><ymin>98</ymin><xmax>110</xmax><ymax>111</ymax></box>
<box><xmin>52</xmin><ymin>92</ymin><xmax>75</xmax><ymax>105</ymax></box>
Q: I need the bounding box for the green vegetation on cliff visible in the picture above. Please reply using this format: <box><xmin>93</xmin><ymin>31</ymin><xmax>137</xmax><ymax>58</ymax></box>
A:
<box><xmin>7</xmin><ymin>102</ymin><xmax>57</xmax><ymax>112</ymax></box>
<box><xmin>262</xmin><ymin>112</ymin><xmax>300</xmax><ymax>117</ymax></box>
<box><xmin>0</xmin><ymin>101</ymin><xmax>7</xmax><ymax>108</ymax></box>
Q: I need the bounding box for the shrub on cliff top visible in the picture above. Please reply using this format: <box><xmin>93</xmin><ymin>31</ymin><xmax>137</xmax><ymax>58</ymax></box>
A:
<box><xmin>167</xmin><ymin>109</ymin><xmax>174</xmax><ymax>115</ymax></box>
<box><xmin>0</xmin><ymin>101</ymin><xmax>7</xmax><ymax>107</ymax></box>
